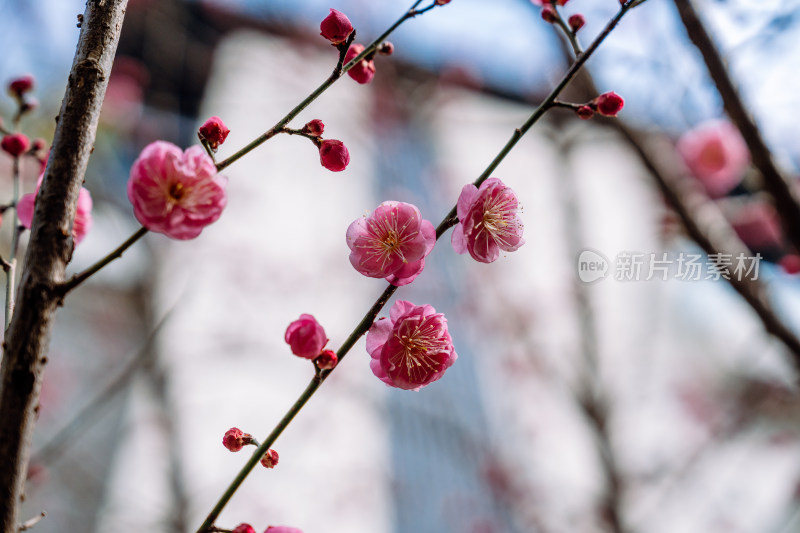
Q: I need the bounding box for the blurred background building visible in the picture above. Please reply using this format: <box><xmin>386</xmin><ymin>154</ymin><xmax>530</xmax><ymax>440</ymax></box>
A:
<box><xmin>2</xmin><ymin>0</ymin><xmax>800</xmax><ymax>532</ymax></box>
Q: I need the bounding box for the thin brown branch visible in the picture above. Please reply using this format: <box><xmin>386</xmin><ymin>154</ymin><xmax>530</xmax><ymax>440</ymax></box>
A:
<box><xmin>673</xmin><ymin>0</ymin><xmax>800</xmax><ymax>254</ymax></box>
<box><xmin>0</xmin><ymin>2</ymin><xmax>128</xmax><ymax>532</ymax></box>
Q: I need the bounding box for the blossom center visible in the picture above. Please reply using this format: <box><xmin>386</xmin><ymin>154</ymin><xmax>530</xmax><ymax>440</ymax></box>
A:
<box><xmin>169</xmin><ymin>182</ymin><xmax>187</xmax><ymax>201</ymax></box>
<box><xmin>390</xmin><ymin>320</ymin><xmax>448</xmax><ymax>382</ymax></box>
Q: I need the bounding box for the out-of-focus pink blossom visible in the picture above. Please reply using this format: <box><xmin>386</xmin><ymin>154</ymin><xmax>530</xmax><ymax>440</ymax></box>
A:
<box><xmin>366</xmin><ymin>300</ymin><xmax>457</xmax><ymax>391</ymax></box>
<box><xmin>318</xmin><ymin>139</ymin><xmax>349</xmax><ymax>171</ymax></box>
<box><xmin>1</xmin><ymin>133</ymin><xmax>30</xmax><ymax>157</ymax></box>
<box><xmin>17</xmin><ymin>175</ymin><xmax>93</xmax><ymax>245</ymax></box>
<box><xmin>232</xmin><ymin>524</ymin><xmax>256</xmax><ymax>533</ymax></box>
<box><xmin>7</xmin><ymin>74</ymin><xmax>34</xmax><ymax>98</ymax></box>
<box><xmin>729</xmin><ymin>201</ymin><xmax>782</xmax><ymax>251</ymax></box>
<box><xmin>320</xmin><ymin>9</ymin><xmax>353</xmax><ymax>45</ymax></box>
<box><xmin>540</xmin><ymin>4</ymin><xmax>558</xmax><ymax>22</ymax></box>
<box><xmin>198</xmin><ymin>116</ymin><xmax>230</xmax><ymax>151</ymax></box>
<box><xmin>260</xmin><ymin>449</ymin><xmax>279</xmax><ymax>469</ymax></box>
<box><xmin>677</xmin><ymin>120</ymin><xmax>750</xmax><ymax>198</ymax></box>
<box><xmin>435</xmin><ymin>0</ymin><xmax>453</xmax><ymax>4</ymax></box>
<box><xmin>285</xmin><ymin>314</ymin><xmax>327</xmax><ymax>359</ymax></box>
<box><xmin>127</xmin><ymin>141</ymin><xmax>227</xmax><ymax>239</ymax></box>
<box><xmin>780</xmin><ymin>254</ymin><xmax>800</xmax><ymax>275</ymax></box>
<box><xmin>594</xmin><ymin>91</ymin><xmax>624</xmax><ymax>117</ymax></box>
<box><xmin>347</xmin><ymin>201</ymin><xmax>436</xmax><ymax>286</ymax></box>
<box><xmin>344</xmin><ymin>44</ymin><xmax>376</xmax><ymax>84</ymax></box>
<box><xmin>451</xmin><ymin>178</ymin><xmax>524</xmax><ymax>263</ymax></box>
<box><xmin>264</xmin><ymin>527</ymin><xmax>304</xmax><ymax>533</ymax></box>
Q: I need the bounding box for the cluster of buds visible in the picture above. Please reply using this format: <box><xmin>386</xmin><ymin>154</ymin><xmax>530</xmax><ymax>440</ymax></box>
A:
<box><xmin>574</xmin><ymin>91</ymin><xmax>625</xmax><ymax>120</ymax></box>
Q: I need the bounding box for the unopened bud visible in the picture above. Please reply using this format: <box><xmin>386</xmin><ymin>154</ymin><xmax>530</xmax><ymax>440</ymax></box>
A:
<box><xmin>8</xmin><ymin>75</ymin><xmax>34</xmax><ymax>98</ymax></box>
<box><xmin>320</xmin><ymin>9</ymin><xmax>354</xmax><ymax>45</ymax></box>
<box><xmin>377</xmin><ymin>41</ymin><xmax>394</xmax><ymax>56</ymax></box>
<box><xmin>198</xmin><ymin>116</ymin><xmax>230</xmax><ymax>151</ymax></box>
<box><xmin>232</xmin><ymin>524</ymin><xmax>256</xmax><ymax>533</ymax></box>
<box><xmin>222</xmin><ymin>427</ymin><xmax>253</xmax><ymax>452</ymax></box>
<box><xmin>540</xmin><ymin>5</ymin><xmax>558</xmax><ymax>23</ymax></box>
<box><xmin>1</xmin><ymin>134</ymin><xmax>30</xmax><ymax>157</ymax></box>
<box><xmin>594</xmin><ymin>91</ymin><xmax>624</xmax><ymax>117</ymax></box>
<box><xmin>301</xmin><ymin>119</ymin><xmax>325</xmax><ymax>137</ymax></box>
<box><xmin>568</xmin><ymin>14</ymin><xmax>585</xmax><ymax>32</ymax></box>
<box><xmin>576</xmin><ymin>105</ymin><xmax>594</xmax><ymax>120</ymax></box>
<box><xmin>315</xmin><ymin>349</ymin><xmax>338</xmax><ymax>370</ymax></box>
<box><xmin>260</xmin><ymin>449</ymin><xmax>279</xmax><ymax>469</ymax></box>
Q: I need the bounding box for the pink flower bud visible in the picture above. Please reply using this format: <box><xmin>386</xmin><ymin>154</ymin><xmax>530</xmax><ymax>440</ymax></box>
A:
<box><xmin>1</xmin><ymin>133</ymin><xmax>30</xmax><ymax>157</ymax></box>
<box><xmin>594</xmin><ymin>91</ymin><xmax>624</xmax><ymax>117</ymax></box>
<box><xmin>576</xmin><ymin>105</ymin><xmax>594</xmax><ymax>120</ymax></box>
<box><xmin>531</xmin><ymin>0</ymin><xmax>568</xmax><ymax>5</ymax></box>
<box><xmin>198</xmin><ymin>116</ymin><xmax>230</xmax><ymax>151</ymax></box>
<box><xmin>222</xmin><ymin>427</ymin><xmax>252</xmax><ymax>452</ymax></box>
<box><xmin>319</xmin><ymin>139</ymin><xmax>350</xmax><ymax>172</ymax></box>
<box><xmin>315</xmin><ymin>349</ymin><xmax>338</xmax><ymax>370</ymax></box>
<box><xmin>320</xmin><ymin>8</ymin><xmax>353</xmax><ymax>45</ymax></box>
<box><xmin>377</xmin><ymin>41</ymin><xmax>394</xmax><ymax>56</ymax></box>
<box><xmin>233</xmin><ymin>524</ymin><xmax>256</xmax><ymax>533</ymax></box>
<box><xmin>780</xmin><ymin>255</ymin><xmax>800</xmax><ymax>275</ymax></box>
<box><xmin>540</xmin><ymin>5</ymin><xmax>558</xmax><ymax>23</ymax></box>
<box><xmin>264</xmin><ymin>528</ymin><xmax>304</xmax><ymax>533</ymax></box>
<box><xmin>344</xmin><ymin>44</ymin><xmax>376</xmax><ymax>84</ymax></box>
<box><xmin>127</xmin><ymin>141</ymin><xmax>227</xmax><ymax>239</ymax></box>
<box><xmin>260</xmin><ymin>449</ymin><xmax>279</xmax><ymax>469</ymax></box>
<box><xmin>568</xmin><ymin>14</ymin><xmax>585</xmax><ymax>32</ymax></box>
<box><xmin>7</xmin><ymin>75</ymin><xmax>34</xmax><ymax>98</ymax></box>
<box><xmin>435</xmin><ymin>0</ymin><xmax>452</xmax><ymax>5</ymax></box>
<box><xmin>301</xmin><ymin>119</ymin><xmax>325</xmax><ymax>137</ymax></box>
<box><xmin>285</xmin><ymin>314</ymin><xmax>327</xmax><ymax>359</ymax></box>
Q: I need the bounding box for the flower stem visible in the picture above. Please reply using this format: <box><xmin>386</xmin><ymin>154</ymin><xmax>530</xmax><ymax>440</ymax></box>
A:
<box><xmin>214</xmin><ymin>0</ymin><xmax>430</xmax><ymax>173</ymax></box>
<box><xmin>195</xmin><ymin>3</ymin><xmax>641</xmax><ymax>531</ymax></box>
<box><xmin>56</xmin><ymin>226</ymin><xmax>148</xmax><ymax>296</ymax></box>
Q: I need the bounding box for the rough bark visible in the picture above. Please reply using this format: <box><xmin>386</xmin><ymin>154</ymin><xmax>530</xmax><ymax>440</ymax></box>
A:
<box><xmin>0</xmin><ymin>1</ymin><xmax>128</xmax><ymax>531</ymax></box>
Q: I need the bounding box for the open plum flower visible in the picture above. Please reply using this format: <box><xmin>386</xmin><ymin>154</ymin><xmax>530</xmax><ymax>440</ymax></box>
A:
<box><xmin>451</xmin><ymin>177</ymin><xmax>524</xmax><ymax>263</ymax></box>
<box><xmin>367</xmin><ymin>300</ymin><xmax>457</xmax><ymax>391</ymax></box>
<box><xmin>127</xmin><ymin>141</ymin><xmax>227</xmax><ymax>239</ymax></box>
<box><xmin>17</xmin><ymin>174</ymin><xmax>93</xmax><ymax>245</ymax></box>
<box><xmin>346</xmin><ymin>201</ymin><xmax>435</xmax><ymax>286</ymax></box>
<box><xmin>677</xmin><ymin>120</ymin><xmax>750</xmax><ymax>198</ymax></box>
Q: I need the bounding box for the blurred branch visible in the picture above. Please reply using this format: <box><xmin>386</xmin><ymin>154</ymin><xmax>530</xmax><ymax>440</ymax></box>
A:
<box><xmin>0</xmin><ymin>1</ymin><xmax>128</xmax><ymax>531</ymax></box>
<box><xmin>673</xmin><ymin>0</ymin><xmax>800</xmax><ymax>254</ymax></box>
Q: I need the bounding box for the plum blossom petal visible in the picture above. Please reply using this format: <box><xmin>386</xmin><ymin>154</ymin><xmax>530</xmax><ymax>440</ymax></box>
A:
<box><xmin>127</xmin><ymin>141</ymin><xmax>227</xmax><ymax>240</ymax></box>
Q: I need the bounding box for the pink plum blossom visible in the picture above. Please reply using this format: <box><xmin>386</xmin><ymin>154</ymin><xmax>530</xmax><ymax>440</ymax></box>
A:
<box><xmin>451</xmin><ymin>178</ymin><xmax>524</xmax><ymax>263</ymax></box>
<box><xmin>17</xmin><ymin>175</ymin><xmax>93</xmax><ymax>245</ymax></box>
<box><xmin>367</xmin><ymin>300</ymin><xmax>457</xmax><ymax>391</ymax></box>
<box><xmin>677</xmin><ymin>120</ymin><xmax>750</xmax><ymax>198</ymax></box>
<box><xmin>127</xmin><ymin>141</ymin><xmax>227</xmax><ymax>239</ymax></box>
<box><xmin>285</xmin><ymin>314</ymin><xmax>327</xmax><ymax>359</ymax></box>
<box><xmin>346</xmin><ymin>201</ymin><xmax>435</xmax><ymax>286</ymax></box>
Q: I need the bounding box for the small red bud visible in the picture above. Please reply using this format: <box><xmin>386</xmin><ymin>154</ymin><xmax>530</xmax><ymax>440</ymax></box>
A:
<box><xmin>377</xmin><ymin>41</ymin><xmax>394</xmax><ymax>56</ymax></box>
<box><xmin>232</xmin><ymin>524</ymin><xmax>256</xmax><ymax>533</ymax></box>
<box><xmin>435</xmin><ymin>0</ymin><xmax>453</xmax><ymax>4</ymax></box>
<box><xmin>780</xmin><ymin>254</ymin><xmax>800</xmax><ymax>275</ymax></box>
<box><xmin>301</xmin><ymin>119</ymin><xmax>325</xmax><ymax>137</ymax></box>
<box><xmin>315</xmin><ymin>349</ymin><xmax>338</xmax><ymax>370</ymax></box>
<box><xmin>594</xmin><ymin>91</ymin><xmax>624</xmax><ymax>117</ymax></box>
<box><xmin>198</xmin><ymin>116</ymin><xmax>230</xmax><ymax>151</ymax></box>
<box><xmin>344</xmin><ymin>44</ymin><xmax>376</xmax><ymax>85</ymax></box>
<box><xmin>320</xmin><ymin>9</ymin><xmax>353</xmax><ymax>45</ymax></box>
<box><xmin>540</xmin><ymin>5</ymin><xmax>558</xmax><ymax>23</ymax></box>
<box><xmin>568</xmin><ymin>14</ymin><xmax>585</xmax><ymax>32</ymax></box>
<box><xmin>8</xmin><ymin>75</ymin><xmax>34</xmax><ymax>98</ymax></box>
<box><xmin>1</xmin><ymin>134</ymin><xmax>30</xmax><ymax>157</ymax></box>
<box><xmin>576</xmin><ymin>105</ymin><xmax>594</xmax><ymax>120</ymax></box>
<box><xmin>222</xmin><ymin>427</ymin><xmax>252</xmax><ymax>452</ymax></box>
<box><xmin>31</xmin><ymin>138</ymin><xmax>46</xmax><ymax>152</ymax></box>
<box><xmin>319</xmin><ymin>139</ymin><xmax>350</xmax><ymax>172</ymax></box>
<box><xmin>260</xmin><ymin>449</ymin><xmax>279</xmax><ymax>469</ymax></box>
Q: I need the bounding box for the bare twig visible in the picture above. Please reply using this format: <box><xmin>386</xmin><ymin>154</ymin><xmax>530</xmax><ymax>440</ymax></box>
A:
<box><xmin>673</xmin><ymin>0</ymin><xmax>800</xmax><ymax>254</ymax></box>
<box><xmin>0</xmin><ymin>2</ymin><xmax>128</xmax><ymax>531</ymax></box>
